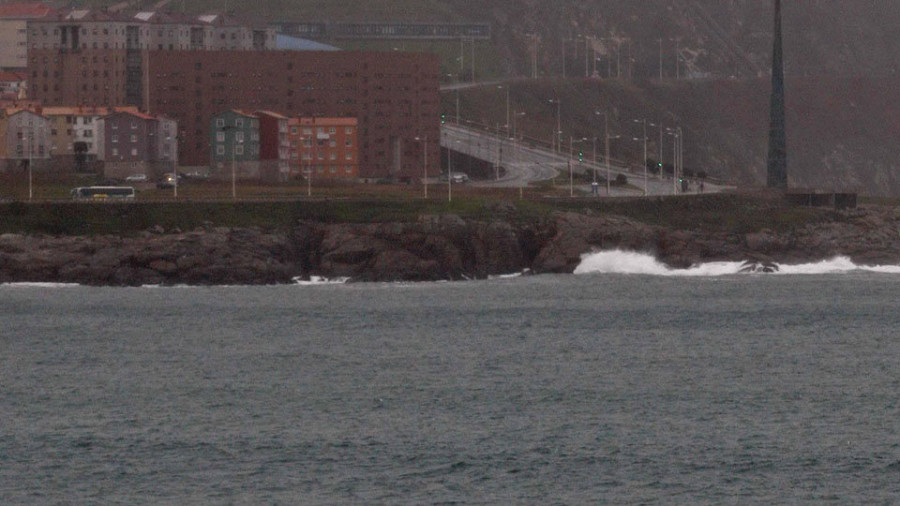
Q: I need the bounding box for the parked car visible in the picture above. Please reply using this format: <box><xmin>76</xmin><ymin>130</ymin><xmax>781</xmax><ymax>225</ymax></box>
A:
<box><xmin>125</xmin><ymin>174</ymin><xmax>148</xmax><ymax>182</ymax></box>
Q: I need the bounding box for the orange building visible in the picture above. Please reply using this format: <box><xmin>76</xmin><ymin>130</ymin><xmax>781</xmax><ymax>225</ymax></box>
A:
<box><xmin>289</xmin><ymin>117</ymin><xmax>358</xmax><ymax>180</ymax></box>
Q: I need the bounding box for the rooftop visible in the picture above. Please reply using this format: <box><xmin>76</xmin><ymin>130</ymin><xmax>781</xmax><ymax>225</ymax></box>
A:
<box><xmin>0</xmin><ymin>2</ymin><xmax>55</xmax><ymax>19</ymax></box>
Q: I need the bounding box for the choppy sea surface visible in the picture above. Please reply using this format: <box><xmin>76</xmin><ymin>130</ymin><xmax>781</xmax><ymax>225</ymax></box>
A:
<box><xmin>2</xmin><ymin>251</ymin><xmax>900</xmax><ymax>504</ymax></box>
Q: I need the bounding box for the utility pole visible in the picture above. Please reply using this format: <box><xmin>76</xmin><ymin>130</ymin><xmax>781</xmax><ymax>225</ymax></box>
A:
<box><xmin>767</xmin><ymin>0</ymin><xmax>788</xmax><ymax>189</ymax></box>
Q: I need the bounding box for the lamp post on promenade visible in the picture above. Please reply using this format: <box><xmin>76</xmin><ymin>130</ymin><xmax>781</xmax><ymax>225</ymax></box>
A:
<box><xmin>569</xmin><ymin>136</ymin><xmax>587</xmax><ymax>198</ymax></box>
<box><xmin>415</xmin><ymin>136</ymin><xmax>428</xmax><ymax>199</ymax></box>
<box><xmin>633</xmin><ymin>119</ymin><xmax>648</xmax><ymax>195</ymax></box>
<box><xmin>27</xmin><ymin>121</ymin><xmax>33</xmax><ymax>201</ymax></box>
<box><xmin>549</xmin><ymin>98</ymin><xmax>561</xmax><ymax>153</ymax></box>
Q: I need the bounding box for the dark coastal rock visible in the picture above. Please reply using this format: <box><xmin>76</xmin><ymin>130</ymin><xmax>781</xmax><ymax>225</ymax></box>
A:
<box><xmin>3</xmin><ymin>204</ymin><xmax>900</xmax><ymax>285</ymax></box>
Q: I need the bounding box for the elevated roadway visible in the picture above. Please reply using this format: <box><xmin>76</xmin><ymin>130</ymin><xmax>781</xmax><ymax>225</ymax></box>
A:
<box><xmin>440</xmin><ymin>123</ymin><xmax>731</xmax><ymax>196</ymax></box>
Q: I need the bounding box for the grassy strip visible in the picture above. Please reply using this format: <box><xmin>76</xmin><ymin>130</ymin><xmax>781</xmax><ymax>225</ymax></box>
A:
<box><xmin>0</xmin><ymin>191</ymin><xmax>837</xmax><ymax>237</ymax></box>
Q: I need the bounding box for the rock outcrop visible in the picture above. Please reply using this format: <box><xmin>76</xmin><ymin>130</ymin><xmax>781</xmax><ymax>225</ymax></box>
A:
<box><xmin>3</xmin><ymin>205</ymin><xmax>900</xmax><ymax>285</ymax></box>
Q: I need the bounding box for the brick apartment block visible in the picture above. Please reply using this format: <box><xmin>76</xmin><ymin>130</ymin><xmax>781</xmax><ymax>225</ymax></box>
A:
<box><xmin>28</xmin><ymin>48</ymin><xmax>440</xmax><ymax>180</ymax></box>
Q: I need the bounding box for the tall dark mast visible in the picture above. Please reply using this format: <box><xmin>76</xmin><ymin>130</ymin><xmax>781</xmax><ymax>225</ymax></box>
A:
<box><xmin>767</xmin><ymin>0</ymin><xmax>788</xmax><ymax>189</ymax></box>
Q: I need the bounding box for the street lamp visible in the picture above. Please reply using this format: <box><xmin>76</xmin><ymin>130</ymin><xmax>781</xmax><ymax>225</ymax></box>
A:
<box><xmin>548</xmin><ymin>98</ymin><xmax>561</xmax><ymax>153</ymax></box>
<box><xmin>415</xmin><ymin>136</ymin><xmax>428</xmax><ymax>199</ymax></box>
<box><xmin>164</xmin><ymin>135</ymin><xmax>179</xmax><ymax>198</ymax></box>
<box><xmin>218</xmin><ymin>124</ymin><xmax>241</xmax><ymax>199</ymax></box>
<box><xmin>26</xmin><ymin>120</ymin><xmax>33</xmax><ymax>201</ymax></box>
<box><xmin>633</xmin><ymin>119</ymin><xmax>648</xmax><ymax>195</ymax></box>
<box><xmin>665</xmin><ymin>126</ymin><xmax>683</xmax><ymax>194</ymax></box>
<box><xmin>569</xmin><ymin>136</ymin><xmax>587</xmax><ymax>198</ymax></box>
<box><xmin>595</xmin><ymin>110</ymin><xmax>614</xmax><ymax>195</ymax></box>
<box><xmin>497</xmin><ymin>85</ymin><xmax>510</xmax><ymax>137</ymax></box>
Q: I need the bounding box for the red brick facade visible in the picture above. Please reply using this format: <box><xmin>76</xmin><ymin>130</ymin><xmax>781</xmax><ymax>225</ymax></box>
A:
<box><xmin>28</xmin><ymin>49</ymin><xmax>440</xmax><ymax>179</ymax></box>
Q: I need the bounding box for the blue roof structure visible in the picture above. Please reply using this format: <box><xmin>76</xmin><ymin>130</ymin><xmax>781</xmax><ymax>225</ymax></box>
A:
<box><xmin>275</xmin><ymin>34</ymin><xmax>339</xmax><ymax>51</ymax></box>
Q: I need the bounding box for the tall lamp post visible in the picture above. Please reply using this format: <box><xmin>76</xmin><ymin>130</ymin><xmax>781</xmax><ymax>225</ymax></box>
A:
<box><xmin>595</xmin><ymin>111</ymin><xmax>613</xmax><ymax>195</ymax></box>
<box><xmin>497</xmin><ymin>85</ymin><xmax>510</xmax><ymax>138</ymax></box>
<box><xmin>633</xmin><ymin>119</ymin><xmax>648</xmax><ymax>195</ymax></box>
<box><xmin>27</xmin><ymin>120</ymin><xmax>33</xmax><ymax>201</ymax></box>
<box><xmin>165</xmin><ymin>135</ymin><xmax>179</xmax><ymax>198</ymax></box>
<box><xmin>219</xmin><ymin>124</ymin><xmax>240</xmax><ymax>199</ymax></box>
<box><xmin>549</xmin><ymin>98</ymin><xmax>561</xmax><ymax>153</ymax></box>
<box><xmin>415</xmin><ymin>136</ymin><xmax>428</xmax><ymax>199</ymax></box>
<box><xmin>569</xmin><ymin>136</ymin><xmax>587</xmax><ymax>198</ymax></box>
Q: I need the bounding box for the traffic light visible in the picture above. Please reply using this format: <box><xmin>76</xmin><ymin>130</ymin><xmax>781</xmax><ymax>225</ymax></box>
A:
<box><xmin>578</xmin><ymin>151</ymin><xmax>583</xmax><ymax>162</ymax></box>
<box><xmin>441</xmin><ymin>113</ymin><xmax>446</xmax><ymax>124</ymax></box>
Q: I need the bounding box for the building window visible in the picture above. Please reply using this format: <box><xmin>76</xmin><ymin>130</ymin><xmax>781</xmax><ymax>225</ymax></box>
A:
<box><xmin>131</xmin><ymin>148</ymin><xmax>138</xmax><ymax>156</ymax></box>
<box><xmin>235</xmin><ymin>118</ymin><xmax>243</xmax><ymax>127</ymax></box>
<box><xmin>235</xmin><ymin>145</ymin><xmax>244</xmax><ymax>155</ymax></box>
<box><xmin>112</xmin><ymin>148</ymin><xmax>118</xmax><ymax>156</ymax></box>
<box><xmin>216</xmin><ymin>118</ymin><xmax>225</xmax><ymax>127</ymax></box>
<box><xmin>216</xmin><ymin>145</ymin><xmax>225</xmax><ymax>155</ymax></box>
<box><xmin>130</xmin><ymin>134</ymin><xmax>137</xmax><ymax>143</ymax></box>
<box><xmin>216</xmin><ymin>132</ymin><xmax>225</xmax><ymax>142</ymax></box>
<box><xmin>111</xmin><ymin>134</ymin><xmax>118</xmax><ymax>143</ymax></box>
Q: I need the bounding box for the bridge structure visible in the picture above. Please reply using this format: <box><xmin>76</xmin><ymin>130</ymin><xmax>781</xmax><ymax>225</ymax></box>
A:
<box><xmin>439</xmin><ymin>123</ymin><xmax>729</xmax><ymax>197</ymax></box>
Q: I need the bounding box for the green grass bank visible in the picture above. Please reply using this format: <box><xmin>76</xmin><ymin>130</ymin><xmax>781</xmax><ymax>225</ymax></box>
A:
<box><xmin>0</xmin><ymin>193</ymin><xmax>841</xmax><ymax>236</ymax></box>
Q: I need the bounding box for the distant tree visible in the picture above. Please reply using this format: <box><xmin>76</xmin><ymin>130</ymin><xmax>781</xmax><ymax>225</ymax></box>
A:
<box><xmin>683</xmin><ymin>167</ymin><xmax>695</xmax><ymax>178</ymax></box>
<box><xmin>697</xmin><ymin>170</ymin><xmax>708</xmax><ymax>180</ymax></box>
<box><xmin>663</xmin><ymin>163</ymin><xmax>674</xmax><ymax>177</ymax></box>
<box><xmin>647</xmin><ymin>158</ymin><xmax>660</xmax><ymax>175</ymax></box>
<box><xmin>615</xmin><ymin>173</ymin><xmax>627</xmax><ymax>186</ymax></box>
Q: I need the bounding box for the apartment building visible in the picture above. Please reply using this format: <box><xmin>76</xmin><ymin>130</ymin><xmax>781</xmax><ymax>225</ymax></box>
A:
<box><xmin>293</xmin><ymin>117</ymin><xmax>359</xmax><ymax>180</ymax></box>
<box><xmin>145</xmin><ymin>50</ymin><xmax>439</xmax><ymax>179</ymax></box>
<box><xmin>209</xmin><ymin>110</ymin><xmax>261</xmax><ymax>181</ymax></box>
<box><xmin>2</xmin><ymin>108</ymin><xmax>50</xmax><ymax>167</ymax></box>
<box><xmin>24</xmin><ymin>14</ymin><xmax>439</xmax><ymax>179</ymax></box>
<box><xmin>0</xmin><ymin>2</ymin><xmax>54</xmax><ymax>70</ymax></box>
<box><xmin>97</xmin><ymin>109</ymin><xmax>176</xmax><ymax>179</ymax></box>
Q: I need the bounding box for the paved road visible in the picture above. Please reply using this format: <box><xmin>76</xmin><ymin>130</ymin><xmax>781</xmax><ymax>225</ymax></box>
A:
<box><xmin>440</xmin><ymin>123</ymin><xmax>732</xmax><ymax>197</ymax></box>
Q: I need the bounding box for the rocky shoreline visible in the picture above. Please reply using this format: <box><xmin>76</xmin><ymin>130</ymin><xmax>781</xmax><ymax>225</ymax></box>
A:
<box><xmin>2</xmin><ymin>204</ymin><xmax>900</xmax><ymax>286</ymax></box>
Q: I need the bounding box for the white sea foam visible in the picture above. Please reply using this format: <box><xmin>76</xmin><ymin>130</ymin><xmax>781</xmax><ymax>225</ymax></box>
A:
<box><xmin>0</xmin><ymin>282</ymin><xmax>81</xmax><ymax>288</ymax></box>
<box><xmin>292</xmin><ymin>275</ymin><xmax>350</xmax><ymax>286</ymax></box>
<box><xmin>574</xmin><ymin>250</ymin><xmax>900</xmax><ymax>277</ymax></box>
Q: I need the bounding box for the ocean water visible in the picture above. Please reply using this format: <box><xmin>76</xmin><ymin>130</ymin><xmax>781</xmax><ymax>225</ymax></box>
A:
<box><xmin>2</xmin><ymin>252</ymin><xmax>900</xmax><ymax>504</ymax></box>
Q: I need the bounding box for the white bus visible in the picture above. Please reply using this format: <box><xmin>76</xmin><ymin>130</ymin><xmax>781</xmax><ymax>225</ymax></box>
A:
<box><xmin>71</xmin><ymin>186</ymin><xmax>136</xmax><ymax>200</ymax></box>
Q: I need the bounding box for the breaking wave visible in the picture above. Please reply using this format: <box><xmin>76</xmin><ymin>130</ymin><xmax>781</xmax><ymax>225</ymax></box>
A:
<box><xmin>573</xmin><ymin>250</ymin><xmax>900</xmax><ymax>277</ymax></box>
<box><xmin>292</xmin><ymin>275</ymin><xmax>350</xmax><ymax>286</ymax></box>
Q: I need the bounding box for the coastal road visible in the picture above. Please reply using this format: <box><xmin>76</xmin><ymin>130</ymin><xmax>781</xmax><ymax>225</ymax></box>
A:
<box><xmin>440</xmin><ymin>123</ymin><xmax>732</xmax><ymax>196</ymax></box>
